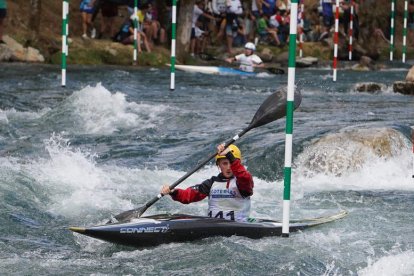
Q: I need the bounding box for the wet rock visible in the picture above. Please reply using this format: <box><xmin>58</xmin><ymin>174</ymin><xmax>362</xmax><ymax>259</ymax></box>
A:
<box><xmin>405</xmin><ymin>66</ymin><xmax>414</xmax><ymax>82</ymax></box>
<box><xmin>296</xmin><ymin>128</ymin><xmax>407</xmax><ymax>176</ymax></box>
<box><xmin>351</xmin><ymin>64</ymin><xmax>370</xmax><ymax>71</ymax></box>
<box><xmin>0</xmin><ymin>44</ymin><xmax>13</xmax><ymax>61</ymax></box>
<box><xmin>1</xmin><ymin>35</ymin><xmax>44</xmax><ymax>63</ymax></box>
<box><xmin>26</xmin><ymin>47</ymin><xmax>45</xmax><ymax>62</ymax></box>
<box><xmin>355</xmin><ymin>82</ymin><xmax>387</xmax><ymax>93</ymax></box>
<box><xmin>105</xmin><ymin>46</ymin><xmax>118</xmax><ymax>56</ymax></box>
<box><xmin>360</xmin><ymin>56</ymin><xmax>373</xmax><ymax>67</ymax></box>
<box><xmin>296</xmin><ymin>56</ymin><xmax>318</xmax><ymax>67</ymax></box>
<box><xmin>273</xmin><ymin>51</ymin><xmax>289</xmax><ymax>63</ymax></box>
<box><xmin>351</xmin><ymin>55</ymin><xmax>374</xmax><ymax>71</ymax></box>
<box><xmin>259</xmin><ymin>47</ymin><xmax>273</xmax><ymax>62</ymax></box>
<box><xmin>393</xmin><ymin>81</ymin><xmax>414</xmax><ymax>95</ymax></box>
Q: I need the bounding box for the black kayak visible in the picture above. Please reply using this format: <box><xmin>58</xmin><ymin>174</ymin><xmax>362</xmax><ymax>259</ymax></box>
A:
<box><xmin>70</xmin><ymin>210</ymin><xmax>348</xmax><ymax>248</ymax></box>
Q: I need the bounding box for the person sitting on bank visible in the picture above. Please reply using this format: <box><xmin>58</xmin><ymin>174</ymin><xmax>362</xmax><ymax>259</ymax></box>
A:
<box><xmin>225</xmin><ymin>42</ymin><xmax>264</xmax><ymax>72</ymax></box>
<box><xmin>160</xmin><ymin>144</ymin><xmax>254</xmax><ymax>222</ymax></box>
<box><xmin>113</xmin><ymin>16</ymin><xmax>151</xmax><ymax>53</ymax></box>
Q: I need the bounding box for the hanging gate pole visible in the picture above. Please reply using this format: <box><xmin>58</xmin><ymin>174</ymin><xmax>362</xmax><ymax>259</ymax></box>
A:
<box><xmin>282</xmin><ymin>0</ymin><xmax>299</xmax><ymax>238</ymax></box>
<box><xmin>170</xmin><ymin>0</ymin><xmax>177</xmax><ymax>91</ymax></box>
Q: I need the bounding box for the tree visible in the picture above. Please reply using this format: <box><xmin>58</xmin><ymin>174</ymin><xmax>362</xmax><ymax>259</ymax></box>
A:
<box><xmin>176</xmin><ymin>0</ymin><xmax>194</xmax><ymax>62</ymax></box>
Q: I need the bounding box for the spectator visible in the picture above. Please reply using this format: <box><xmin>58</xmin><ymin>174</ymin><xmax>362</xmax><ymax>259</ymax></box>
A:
<box><xmin>274</xmin><ymin>8</ymin><xmax>289</xmax><ymax>43</ymax></box>
<box><xmin>212</xmin><ymin>0</ymin><xmax>227</xmax><ymax>17</ymax></box>
<box><xmin>262</xmin><ymin>0</ymin><xmax>276</xmax><ymax>17</ymax></box>
<box><xmin>0</xmin><ymin>0</ymin><xmax>6</xmax><ymax>44</ymax></box>
<box><xmin>257</xmin><ymin>13</ymin><xmax>281</xmax><ymax>46</ymax></box>
<box><xmin>194</xmin><ymin>23</ymin><xmax>208</xmax><ymax>54</ymax></box>
<box><xmin>80</xmin><ymin>0</ymin><xmax>97</xmax><ymax>39</ymax></box>
<box><xmin>319</xmin><ymin>0</ymin><xmax>334</xmax><ymax>41</ymax></box>
<box><xmin>251</xmin><ymin>0</ymin><xmax>263</xmax><ymax>20</ymax></box>
<box><xmin>277</xmin><ymin>0</ymin><xmax>291</xmax><ymax>12</ymax></box>
<box><xmin>225</xmin><ymin>0</ymin><xmax>243</xmax><ymax>54</ymax></box>
<box><xmin>233</xmin><ymin>16</ymin><xmax>247</xmax><ymax>47</ymax></box>
<box><xmin>142</xmin><ymin>3</ymin><xmax>166</xmax><ymax>45</ymax></box>
<box><xmin>341</xmin><ymin>0</ymin><xmax>359</xmax><ymax>40</ymax></box>
<box><xmin>249</xmin><ymin>0</ymin><xmax>262</xmax><ymax>43</ymax></box>
<box><xmin>99</xmin><ymin>0</ymin><xmax>118</xmax><ymax>39</ymax></box>
<box><xmin>113</xmin><ymin>16</ymin><xmax>151</xmax><ymax>53</ymax></box>
<box><xmin>212</xmin><ymin>0</ymin><xmax>227</xmax><ymax>42</ymax></box>
<box><xmin>191</xmin><ymin>0</ymin><xmax>215</xmax><ymax>56</ymax></box>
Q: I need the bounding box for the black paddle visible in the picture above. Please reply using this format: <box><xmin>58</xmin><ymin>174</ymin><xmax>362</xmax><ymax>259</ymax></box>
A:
<box><xmin>109</xmin><ymin>90</ymin><xmax>302</xmax><ymax>223</ymax></box>
<box><xmin>198</xmin><ymin>53</ymin><xmax>285</xmax><ymax>75</ymax></box>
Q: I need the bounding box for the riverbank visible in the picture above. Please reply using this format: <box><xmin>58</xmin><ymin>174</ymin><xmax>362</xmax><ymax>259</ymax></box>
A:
<box><xmin>1</xmin><ymin>0</ymin><xmax>413</xmax><ymax>67</ymax></box>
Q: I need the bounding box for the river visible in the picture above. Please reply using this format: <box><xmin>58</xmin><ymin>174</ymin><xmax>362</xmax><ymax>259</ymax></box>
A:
<box><xmin>0</xmin><ymin>63</ymin><xmax>413</xmax><ymax>275</ymax></box>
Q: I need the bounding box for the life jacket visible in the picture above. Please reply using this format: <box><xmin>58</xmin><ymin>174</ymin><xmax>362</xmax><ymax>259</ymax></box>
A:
<box><xmin>235</xmin><ymin>53</ymin><xmax>263</xmax><ymax>73</ymax></box>
<box><xmin>208</xmin><ymin>177</ymin><xmax>251</xmax><ymax>221</ymax></box>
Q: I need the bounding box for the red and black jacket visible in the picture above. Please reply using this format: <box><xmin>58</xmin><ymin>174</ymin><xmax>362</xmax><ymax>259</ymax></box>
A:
<box><xmin>170</xmin><ymin>152</ymin><xmax>254</xmax><ymax>204</ymax></box>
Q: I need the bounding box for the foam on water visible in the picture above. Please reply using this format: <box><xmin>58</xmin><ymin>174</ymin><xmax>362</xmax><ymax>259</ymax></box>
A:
<box><xmin>5</xmin><ymin>125</ymin><xmax>410</xmax><ymax>223</ymax></box>
<box><xmin>12</xmin><ymin>134</ymin><xmax>132</xmax><ymax>220</ymax></box>
<box><xmin>359</xmin><ymin>250</ymin><xmax>414</xmax><ymax>276</ymax></box>
<box><xmin>0</xmin><ymin>107</ymin><xmax>50</xmax><ymax>124</ymax></box>
<box><xmin>63</xmin><ymin>83</ymin><xmax>168</xmax><ymax>135</ymax></box>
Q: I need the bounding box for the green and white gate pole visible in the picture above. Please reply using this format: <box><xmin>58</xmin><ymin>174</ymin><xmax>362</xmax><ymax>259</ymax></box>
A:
<box><xmin>282</xmin><ymin>0</ymin><xmax>299</xmax><ymax>238</ymax></box>
<box><xmin>133</xmin><ymin>0</ymin><xmax>138</xmax><ymax>64</ymax></box>
<box><xmin>61</xmin><ymin>0</ymin><xmax>69</xmax><ymax>87</ymax></box>
<box><xmin>390</xmin><ymin>0</ymin><xmax>396</xmax><ymax>61</ymax></box>
<box><xmin>170</xmin><ymin>0</ymin><xmax>177</xmax><ymax>91</ymax></box>
<box><xmin>403</xmin><ymin>0</ymin><xmax>408</xmax><ymax>63</ymax></box>
<box><xmin>333</xmin><ymin>0</ymin><xmax>339</xmax><ymax>82</ymax></box>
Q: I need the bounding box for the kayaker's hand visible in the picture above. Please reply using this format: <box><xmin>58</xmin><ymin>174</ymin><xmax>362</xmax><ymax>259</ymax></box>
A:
<box><xmin>161</xmin><ymin>184</ymin><xmax>174</xmax><ymax>195</ymax></box>
<box><xmin>225</xmin><ymin>57</ymin><xmax>233</xmax><ymax>63</ymax></box>
<box><xmin>217</xmin><ymin>143</ymin><xmax>230</xmax><ymax>156</ymax></box>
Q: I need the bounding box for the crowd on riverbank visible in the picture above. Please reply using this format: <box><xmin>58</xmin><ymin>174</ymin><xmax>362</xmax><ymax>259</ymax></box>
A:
<box><xmin>76</xmin><ymin>0</ymin><xmax>404</xmax><ymax>56</ymax></box>
<box><xmin>1</xmin><ymin>0</ymin><xmax>414</xmax><ymax>65</ymax></box>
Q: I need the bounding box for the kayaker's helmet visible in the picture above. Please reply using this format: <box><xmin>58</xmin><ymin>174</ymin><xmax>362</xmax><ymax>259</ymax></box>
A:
<box><xmin>244</xmin><ymin>42</ymin><xmax>256</xmax><ymax>52</ymax></box>
<box><xmin>215</xmin><ymin>145</ymin><xmax>242</xmax><ymax>163</ymax></box>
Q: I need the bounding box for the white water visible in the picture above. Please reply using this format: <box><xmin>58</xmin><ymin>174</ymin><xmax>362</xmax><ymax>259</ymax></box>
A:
<box><xmin>60</xmin><ymin>83</ymin><xmax>169</xmax><ymax>135</ymax></box>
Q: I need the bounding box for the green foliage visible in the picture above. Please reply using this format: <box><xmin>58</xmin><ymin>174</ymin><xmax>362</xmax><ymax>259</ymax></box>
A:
<box><xmin>49</xmin><ymin>47</ymin><xmax>170</xmax><ymax>66</ymax></box>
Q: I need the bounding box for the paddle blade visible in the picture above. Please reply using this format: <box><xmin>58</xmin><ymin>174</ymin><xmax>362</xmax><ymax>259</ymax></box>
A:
<box><xmin>248</xmin><ymin>89</ymin><xmax>302</xmax><ymax>130</ymax></box>
<box><xmin>108</xmin><ymin>205</ymin><xmax>148</xmax><ymax>224</ymax></box>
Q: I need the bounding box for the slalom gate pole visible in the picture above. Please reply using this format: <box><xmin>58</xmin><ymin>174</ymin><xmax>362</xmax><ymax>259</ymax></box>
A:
<box><xmin>333</xmin><ymin>0</ymin><xmax>339</xmax><ymax>82</ymax></box>
<box><xmin>299</xmin><ymin>0</ymin><xmax>304</xmax><ymax>58</ymax></box>
<box><xmin>412</xmin><ymin>129</ymin><xmax>414</xmax><ymax>178</ymax></box>
<box><xmin>61</xmin><ymin>0</ymin><xmax>69</xmax><ymax>87</ymax></box>
<box><xmin>390</xmin><ymin>0</ymin><xmax>396</xmax><ymax>61</ymax></box>
<box><xmin>66</xmin><ymin>1</ymin><xmax>69</xmax><ymax>57</ymax></box>
<box><xmin>403</xmin><ymin>0</ymin><xmax>408</xmax><ymax>63</ymax></box>
<box><xmin>282</xmin><ymin>0</ymin><xmax>299</xmax><ymax>238</ymax></box>
<box><xmin>133</xmin><ymin>0</ymin><xmax>138</xmax><ymax>64</ymax></box>
<box><xmin>348</xmin><ymin>0</ymin><xmax>354</xmax><ymax>60</ymax></box>
<box><xmin>170</xmin><ymin>0</ymin><xmax>177</xmax><ymax>91</ymax></box>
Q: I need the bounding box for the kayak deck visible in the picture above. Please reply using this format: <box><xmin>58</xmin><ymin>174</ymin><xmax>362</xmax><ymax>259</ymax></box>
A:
<box><xmin>171</xmin><ymin>64</ymin><xmax>257</xmax><ymax>76</ymax></box>
<box><xmin>70</xmin><ymin>211</ymin><xmax>348</xmax><ymax>248</ymax></box>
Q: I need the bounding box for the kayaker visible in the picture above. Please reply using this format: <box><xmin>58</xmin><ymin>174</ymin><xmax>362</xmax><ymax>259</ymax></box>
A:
<box><xmin>225</xmin><ymin>42</ymin><xmax>265</xmax><ymax>73</ymax></box>
<box><xmin>160</xmin><ymin>144</ymin><xmax>254</xmax><ymax>222</ymax></box>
